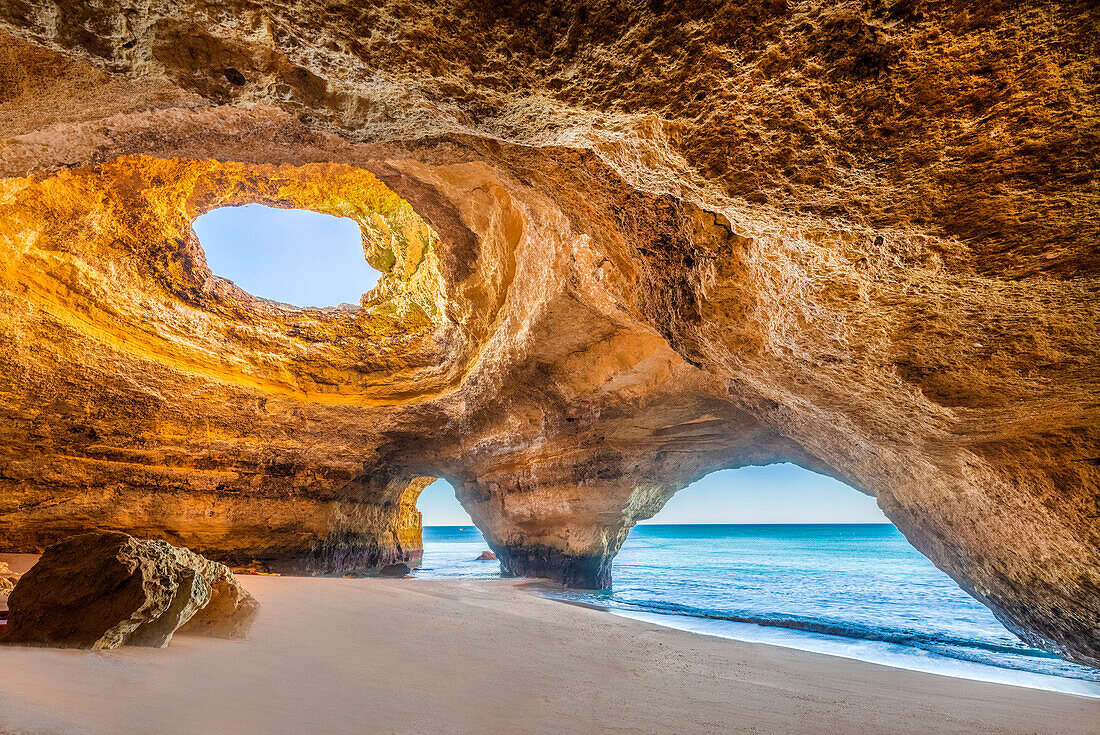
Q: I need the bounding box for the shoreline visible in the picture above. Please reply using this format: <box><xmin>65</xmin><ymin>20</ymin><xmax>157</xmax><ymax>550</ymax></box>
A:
<box><xmin>6</xmin><ymin>550</ymin><xmax>1098</xmax><ymax>701</ymax></box>
<box><xmin>1</xmin><ymin>576</ymin><xmax>1098</xmax><ymax>735</ymax></box>
<box><xmin>611</xmin><ymin>607</ymin><xmax>1100</xmax><ymax>699</ymax></box>
<box><xmin>523</xmin><ymin>583</ymin><xmax>1100</xmax><ymax>700</ymax></box>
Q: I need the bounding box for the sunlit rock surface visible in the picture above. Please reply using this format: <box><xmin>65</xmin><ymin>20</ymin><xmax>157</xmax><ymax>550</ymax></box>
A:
<box><xmin>0</xmin><ymin>2</ymin><xmax>1096</xmax><ymax>667</ymax></box>
<box><xmin>0</xmin><ymin>562</ymin><xmax>19</xmax><ymax>596</ymax></box>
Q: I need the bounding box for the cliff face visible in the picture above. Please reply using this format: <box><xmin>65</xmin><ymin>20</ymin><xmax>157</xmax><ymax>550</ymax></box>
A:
<box><xmin>0</xmin><ymin>1</ymin><xmax>1097</xmax><ymax>668</ymax></box>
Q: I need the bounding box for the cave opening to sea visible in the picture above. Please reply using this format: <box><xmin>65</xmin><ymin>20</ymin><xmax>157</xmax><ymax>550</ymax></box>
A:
<box><xmin>414</xmin><ymin>479</ymin><xmax>499</xmax><ymax>580</ymax></box>
<box><xmin>192</xmin><ymin>204</ymin><xmax>381</xmax><ymax>308</ymax></box>
<box><xmin>417</xmin><ymin>479</ymin><xmax>473</xmax><ymax>527</ymax></box>
<box><xmin>575</xmin><ymin>465</ymin><xmax>1100</xmax><ymax>693</ymax></box>
<box><xmin>410</xmin><ymin>466</ymin><xmax>1100</xmax><ymax>693</ymax></box>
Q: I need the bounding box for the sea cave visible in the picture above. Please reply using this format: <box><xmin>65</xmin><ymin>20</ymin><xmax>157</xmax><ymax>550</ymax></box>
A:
<box><xmin>0</xmin><ymin>2</ymin><xmax>1097</xmax><ymax>732</ymax></box>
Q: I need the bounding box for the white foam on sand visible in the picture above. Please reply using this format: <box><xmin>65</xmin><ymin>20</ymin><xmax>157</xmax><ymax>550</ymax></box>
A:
<box><xmin>612</xmin><ymin>609</ymin><xmax>1100</xmax><ymax>700</ymax></box>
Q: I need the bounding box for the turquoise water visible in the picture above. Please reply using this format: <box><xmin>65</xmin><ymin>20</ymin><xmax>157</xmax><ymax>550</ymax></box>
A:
<box><xmin>419</xmin><ymin>524</ymin><xmax>1100</xmax><ymax>695</ymax></box>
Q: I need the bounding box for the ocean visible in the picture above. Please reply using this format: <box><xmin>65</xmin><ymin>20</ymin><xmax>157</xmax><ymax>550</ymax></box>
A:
<box><xmin>418</xmin><ymin>524</ymin><xmax>1100</xmax><ymax>697</ymax></box>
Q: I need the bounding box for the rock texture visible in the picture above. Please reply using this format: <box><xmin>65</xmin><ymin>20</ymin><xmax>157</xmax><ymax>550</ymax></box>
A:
<box><xmin>1</xmin><ymin>532</ymin><xmax>258</xmax><ymax>648</ymax></box>
<box><xmin>0</xmin><ymin>2</ymin><xmax>1096</xmax><ymax>667</ymax></box>
<box><xmin>0</xmin><ymin>562</ymin><xmax>19</xmax><ymax>596</ymax></box>
<box><xmin>180</xmin><ymin>564</ymin><xmax>262</xmax><ymax>639</ymax></box>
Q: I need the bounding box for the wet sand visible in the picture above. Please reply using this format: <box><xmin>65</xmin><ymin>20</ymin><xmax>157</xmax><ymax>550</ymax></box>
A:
<box><xmin>0</xmin><ymin>575</ymin><xmax>1097</xmax><ymax>735</ymax></box>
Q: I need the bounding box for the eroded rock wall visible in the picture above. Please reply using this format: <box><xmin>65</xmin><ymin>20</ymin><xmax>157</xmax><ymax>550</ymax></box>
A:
<box><xmin>0</xmin><ymin>2</ymin><xmax>1096</xmax><ymax>667</ymax></box>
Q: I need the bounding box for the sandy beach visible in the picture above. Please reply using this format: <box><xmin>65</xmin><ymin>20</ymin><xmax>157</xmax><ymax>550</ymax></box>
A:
<box><xmin>0</xmin><ymin>574</ymin><xmax>1096</xmax><ymax>735</ymax></box>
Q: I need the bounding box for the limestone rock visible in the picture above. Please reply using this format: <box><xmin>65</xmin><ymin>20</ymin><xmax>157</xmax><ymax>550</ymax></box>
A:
<box><xmin>379</xmin><ymin>563</ymin><xmax>412</xmax><ymax>578</ymax></box>
<box><xmin>0</xmin><ymin>2</ymin><xmax>1096</xmax><ymax>669</ymax></box>
<box><xmin>178</xmin><ymin>565</ymin><xmax>260</xmax><ymax>639</ymax></box>
<box><xmin>0</xmin><ymin>562</ymin><xmax>18</xmax><ymax>596</ymax></box>
<box><xmin>1</xmin><ymin>532</ymin><xmax>257</xmax><ymax>649</ymax></box>
<box><xmin>0</xmin><ymin>579</ymin><xmax>12</xmax><ymax>596</ymax></box>
<box><xmin>476</xmin><ymin>551</ymin><xmax>497</xmax><ymax>562</ymax></box>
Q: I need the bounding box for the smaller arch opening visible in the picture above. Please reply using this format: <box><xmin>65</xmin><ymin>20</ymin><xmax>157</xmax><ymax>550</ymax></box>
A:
<box><xmin>192</xmin><ymin>204</ymin><xmax>381</xmax><ymax>308</ymax></box>
<box><xmin>415</xmin><ymin>479</ymin><xmax>500</xmax><ymax>578</ymax></box>
<box><xmin>417</xmin><ymin>478</ymin><xmax>474</xmax><ymax>527</ymax></box>
<box><xmin>643</xmin><ymin>463</ymin><xmax>887</xmax><ymax>524</ymax></box>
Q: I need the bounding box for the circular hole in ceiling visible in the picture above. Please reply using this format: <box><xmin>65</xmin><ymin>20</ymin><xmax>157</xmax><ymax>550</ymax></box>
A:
<box><xmin>192</xmin><ymin>204</ymin><xmax>381</xmax><ymax>308</ymax></box>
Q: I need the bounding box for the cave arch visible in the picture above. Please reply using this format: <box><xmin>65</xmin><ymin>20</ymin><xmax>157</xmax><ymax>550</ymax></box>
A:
<box><xmin>416</xmin><ymin>479</ymin><xmax>475</xmax><ymax>527</ymax></box>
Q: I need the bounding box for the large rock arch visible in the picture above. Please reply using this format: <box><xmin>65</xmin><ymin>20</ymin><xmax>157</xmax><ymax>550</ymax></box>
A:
<box><xmin>0</xmin><ymin>2</ymin><xmax>1096</xmax><ymax>669</ymax></box>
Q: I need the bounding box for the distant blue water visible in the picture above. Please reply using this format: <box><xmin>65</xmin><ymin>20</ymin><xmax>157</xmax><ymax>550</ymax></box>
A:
<box><xmin>419</xmin><ymin>524</ymin><xmax>1100</xmax><ymax>696</ymax></box>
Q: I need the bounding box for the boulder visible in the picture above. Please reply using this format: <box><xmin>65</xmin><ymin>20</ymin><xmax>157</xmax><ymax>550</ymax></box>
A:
<box><xmin>378</xmin><ymin>563</ymin><xmax>412</xmax><ymax>578</ymax></box>
<box><xmin>476</xmin><ymin>551</ymin><xmax>497</xmax><ymax>561</ymax></box>
<box><xmin>178</xmin><ymin>565</ymin><xmax>260</xmax><ymax>639</ymax></box>
<box><xmin>0</xmin><ymin>531</ymin><xmax>258</xmax><ymax>649</ymax></box>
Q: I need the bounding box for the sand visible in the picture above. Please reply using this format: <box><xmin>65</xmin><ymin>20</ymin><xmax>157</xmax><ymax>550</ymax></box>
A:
<box><xmin>0</xmin><ymin>575</ymin><xmax>1097</xmax><ymax>735</ymax></box>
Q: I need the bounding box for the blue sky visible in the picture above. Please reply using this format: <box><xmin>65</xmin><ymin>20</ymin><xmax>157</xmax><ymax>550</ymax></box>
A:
<box><xmin>195</xmin><ymin>206</ymin><xmax>889</xmax><ymax>526</ymax></box>
<box><xmin>192</xmin><ymin>204</ymin><xmax>379</xmax><ymax>306</ymax></box>
<box><xmin>417</xmin><ymin>465</ymin><xmax>887</xmax><ymax>526</ymax></box>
